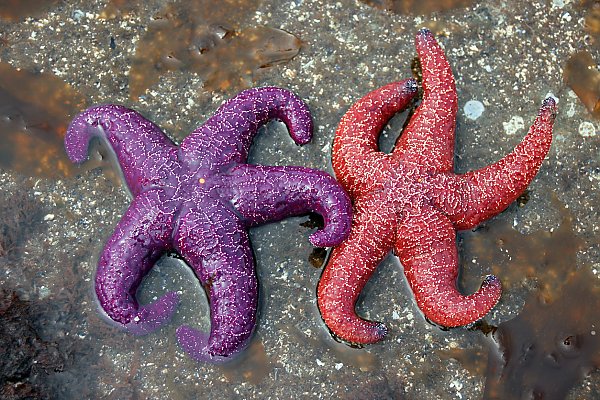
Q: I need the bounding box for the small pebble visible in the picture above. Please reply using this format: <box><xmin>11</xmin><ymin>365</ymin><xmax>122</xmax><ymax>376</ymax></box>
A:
<box><xmin>463</xmin><ymin>100</ymin><xmax>485</xmax><ymax>120</ymax></box>
<box><xmin>578</xmin><ymin>121</ymin><xmax>596</xmax><ymax>137</ymax></box>
<box><xmin>503</xmin><ymin>116</ymin><xmax>525</xmax><ymax>135</ymax></box>
<box><xmin>72</xmin><ymin>10</ymin><xmax>85</xmax><ymax>21</ymax></box>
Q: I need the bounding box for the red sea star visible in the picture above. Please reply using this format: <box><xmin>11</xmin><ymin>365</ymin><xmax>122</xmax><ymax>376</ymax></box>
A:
<box><xmin>317</xmin><ymin>28</ymin><xmax>557</xmax><ymax>344</ymax></box>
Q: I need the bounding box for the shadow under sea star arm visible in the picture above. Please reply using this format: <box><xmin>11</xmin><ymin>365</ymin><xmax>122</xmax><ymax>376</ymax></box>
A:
<box><xmin>332</xmin><ymin>79</ymin><xmax>417</xmax><ymax>195</ymax></box>
<box><xmin>222</xmin><ymin>164</ymin><xmax>352</xmax><ymax>247</ymax></box>
<box><xmin>392</xmin><ymin>28</ymin><xmax>458</xmax><ymax>172</ymax></box>
<box><xmin>395</xmin><ymin>206</ymin><xmax>502</xmax><ymax>327</ymax></box>
<box><xmin>317</xmin><ymin>193</ymin><xmax>396</xmax><ymax>344</ymax></box>
<box><xmin>179</xmin><ymin>87</ymin><xmax>313</xmax><ymax>170</ymax></box>
<box><xmin>65</xmin><ymin>105</ymin><xmax>178</xmax><ymax>196</ymax></box>
<box><xmin>95</xmin><ymin>189</ymin><xmax>179</xmax><ymax>335</ymax></box>
<box><xmin>173</xmin><ymin>202</ymin><xmax>257</xmax><ymax>363</ymax></box>
<box><xmin>432</xmin><ymin>97</ymin><xmax>557</xmax><ymax>230</ymax></box>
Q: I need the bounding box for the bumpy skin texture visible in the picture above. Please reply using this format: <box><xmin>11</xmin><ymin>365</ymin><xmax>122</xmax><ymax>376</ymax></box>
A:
<box><xmin>317</xmin><ymin>29</ymin><xmax>558</xmax><ymax>345</ymax></box>
<box><xmin>65</xmin><ymin>87</ymin><xmax>352</xmax><ymax>362</ymax></box>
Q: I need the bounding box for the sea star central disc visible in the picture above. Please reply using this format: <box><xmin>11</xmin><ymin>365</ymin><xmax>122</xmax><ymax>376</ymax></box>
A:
<box><xmin>65</xmin><ymin>87</ymin><xmax>352</xmax><ymax>362</ymax></box>
<box><xmin>317</xmin><ymin>29</ymin><xmax>557</xmax><ymax>345</ymax></box>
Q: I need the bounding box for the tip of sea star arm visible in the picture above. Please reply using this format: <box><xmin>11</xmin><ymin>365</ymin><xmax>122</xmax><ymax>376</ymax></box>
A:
<box><xmin>417</xmin><ymin>27</ymin><xmax>433</xmax><ymax>38</ymax></box>
<box><xmin>317</xmin><ymin>294</ymin><xmax>388</xmax><ymax>345</ymax></box>
<box><xmin>405</xmin><ymin>77</ymin><xmax>419</xmax><ymax>93</ymax></box>
<box><xmin>176</xmin><ymin>325</ymin><xmax>244</xmax><ymax>364</ymax></box>
<box><xmin>540</xmin><ymin>96</ymin><xmax>558</xmax><ymax>118</ymax></box>
<box><xmin>415</xmin><ymin>27</ymin><xmax>441</xmax><ymax>52</ymax></box>
<box><xmin>121</xmin><ymin>291</ymin><xmax>180</xmax><ymax>335</ymax></box>
<box><xmin>248</xmin><ymin>86</ymin><xmax>314</xmax><ymax>146</ymax></box>
<box><xmin>332</xmin><ymin>78</ymin><xmax>417</xmax><ymax>189</ymax></box>
<box><xmin>180</xmin><ymin>87</ymin><xmax>312</xmax><ymax>167</ymax></box>
<box><xmin>392</xmin><ymin>29</ymin><xmax>457</xmax><ymax>171</ymax></box>
<box><xmin>398</xmin><ymin>211</ymin><xmax>502</xmax><ymax>328</ymax></box>
<box><xmin>280</xmin><ymin>91</ymin><xmax>313</xmax><ymax>146</ymax></box>
<box><xmin>326</xmin><ymin>320</ymin><xmax>388</xmax><ymax>348</ymax></box>
<box><xmin>64</xmin><ymin>106</ymin><xmax>107</xmax><ymax>164</ymax></box>
<box><xmin>413</xmin><ymin>28</ymin><xmax>455</xmax><ymax>91</ymax></box>
<box><xmin>318</xmin><ymin>280</ymin><xmax>388</xmax><ymax>345</ymax></box>
<box><xmin>225</xmin><ymin>164</ymin><xmax>352</xmax><ymax>247</ymax></box>
<box><xmin>65</xmin><ymin>104</ymin><xmax>152</xmax><ymax>164</ymax></box>
<box><xmin>309</xmin><ymin>225</ymin><xmax>350</xmax><ymax>248</ymax></box>
<box><xmin>307</xmin><ymin>177</ymin><xmax>353</xmax><ymax>248</ymax></box>
<box><xmin>317</xmin><ymin>195</ymin><xmax>400</xmax><ymax>345</ymax></box>
<box><xmin>436</xmin><ymin>96</ymin><xmax>557</xmax><ymax>229</ymax></box>
<box><xmin>420</xmin><ymin>274</ymin><xmax>502</xmax><ymax>328</ymax></box>
<box><xmin>317</xmin><ymin>241</ymin><xmax>392</xmax><ymax>344</ymax></box>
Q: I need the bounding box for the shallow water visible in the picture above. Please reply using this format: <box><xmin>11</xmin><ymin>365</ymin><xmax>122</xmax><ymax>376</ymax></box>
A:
<box><xmin>1</xmin><ymin>0</ymin><xmax>600</xmax><ymax>399</ymax></box>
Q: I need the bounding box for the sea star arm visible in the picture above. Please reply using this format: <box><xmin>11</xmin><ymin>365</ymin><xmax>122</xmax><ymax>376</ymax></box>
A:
<box><xmin>432</xmin><ymin>98</ymin><xmax>557</xmax><ymax>230</ymax></box>
<box><xmin>395</xmin><ymin>206</ymin><xmax>502</xmax><ymax>327</ymax></box>
<box><xmin>65</xmin><ymin>105</ymin><xmax>179</xmax><ymax>196</ymax></box>
<box><xmin>392</xmin><ymin>28</ymin><xmax>458</xmax><ymax>173</ymax></box>
<box><xmin>173</xmin><ymin>202</ymin><xmax>257</xmax><ymax>363</ymax></box>
<box><xmin>95</xmin><ymin>189</ymin><xmax>179</xmax><ymax>335</ymax></box>
<box><xmin>317</xmin><ymin>193</ymin><xmax>396</xmax><ymax>344</ymax></box>
<box><xmin>179</xmin><ymin>87</ymin><xmax>313</xmax><ymax>170</ymax></box>
<box><xmin>332</xmin><ymin>79</ymin><xmax>417</xmax><ymax>195</ymax></box>
<box><xmin>222</xmin><ymin>164</ymin><xmax>352</xmax><ymax>247</ymax></box>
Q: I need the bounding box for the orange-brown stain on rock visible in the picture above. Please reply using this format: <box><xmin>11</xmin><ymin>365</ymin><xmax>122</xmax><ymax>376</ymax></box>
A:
<box><xmin>220</xmin><ymin>338</ymin><xmax>274</xmax><ymax>385</ymax></box>
<box><xmin>564</xmin><ymin>51</ymin><xmax>600</xmax><ymax>119</ymax></box>
<box><xmin>0</xmin><ymin>63</ymin><xmax>87</xmax><ymax>178</ymax></box>
<box><xmin>565</xmin><ymin>1</ymin><xmax>600</xmax><ymax>117</ymax></box>
<box><xmin>0</xmin><ymin>0</ymin><xmax>58</xmax><ymax>22</ymax></box>
<box><xmin>99</xmin><ymin>0</ymin><xmax>141</xmax><ymax>19</ymax></box>
<box><xmin>445</xmin><ymin>201</ymin><xmax>600</xmax><ymax>399</ymax></box>
<box><xmin>582</xmin><ymin>0</ymin><xmax>600</xmax><ymax>41</ymax></box>
<box><xmin>437</xmin><ymin>346</ymin><xmax>489</xmax><ymax>378</ymax></box>
<box><xmin>128</xmin><ymin>0</ymin><xmax>301</xmax><ymax>99</ymax></box>
<box><xmin>484</xmin><ymin>267</ymin><xmax>600</xmax><ymax>400</ymax></box>
<box><xmin>459</xmin><ymin>201</ymin><xmax>585</xmax><ymax>302</ymax></box>
<box><xmin>360</xmin><ymin>0</ymin><xmax>476</xmax><ymax>15</ymax></box>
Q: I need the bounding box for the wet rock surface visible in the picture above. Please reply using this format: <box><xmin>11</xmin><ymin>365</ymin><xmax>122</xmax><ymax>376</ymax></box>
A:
<box><xmin>0</xmin><ymin>290</ymin><xmax>61</xmax><ymax>400</ymax></box>
<box><xmin>0</xmin><ymin>0</ymin><xmax>599</xmax><ymax>399</ymax></box>
<box><xmin>484</xmin><ymin>267</ymin><xmax>600</xmax><ymax>400</ymax></box>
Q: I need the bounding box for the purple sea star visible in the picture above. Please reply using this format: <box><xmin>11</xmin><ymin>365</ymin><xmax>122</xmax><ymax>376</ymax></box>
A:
<box><xmin>65</xmin><ymin>87</ymin><xmax>352</xmax><ymax>362</ymax></box>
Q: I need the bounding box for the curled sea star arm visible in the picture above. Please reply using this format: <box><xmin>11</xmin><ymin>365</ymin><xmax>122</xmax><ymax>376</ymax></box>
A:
<box><xmin>332</xmin><ymin>79</ymin><xmax>417</xmax><ymax>195</ymax></box>
<box><xmin>395</xmin><ymin>206</ymin><xmax>502</xmax><ymax>327</ymax></box>
<box><xmin>432</xmin><ymin>97</ymin><xmax>557</xmax><ymax>230</ymax></box>
<box><xmin>65</xmin><ymin>105</ymin><xmax>179</xmax><ymax>196</ymax></box>
<box><xmin>179</xmin><ymin>87</ymin><xmax>313</xmax><ymax>170</ymax></box>
<box><xmin>317</xmin><ymin>193</ymin><xmax>396</xmax><ymax>344</ymax></box>
<box><xmin>222</xmin><ymin>164</ymin><xmax>352</xmax><ymax>247</ymax></box>
<box><xmin>392</xmin><ymin>28</ymin><xmax>458</xmax><ymax>172</ymax></box>
<box><xmin>173</xmin><ymin>202</ymin><xmax>257</xmax><ymax>363</ymax></box>
<box><xmin>95</xmin><ymin>189</ymin><xmax>179</xmax><ymax>335</ymax></box>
